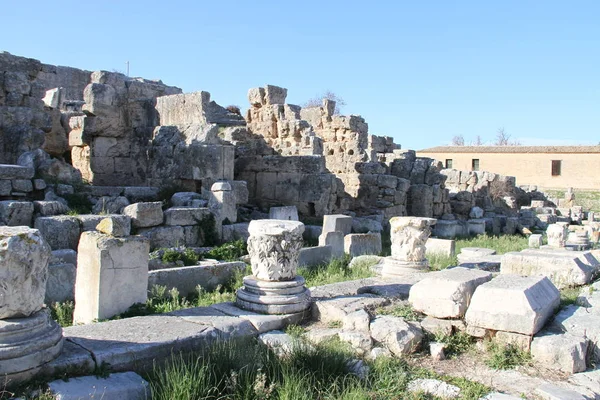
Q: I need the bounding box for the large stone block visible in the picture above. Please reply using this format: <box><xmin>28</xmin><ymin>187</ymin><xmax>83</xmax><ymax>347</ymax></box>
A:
<box><xmin>370</xmin><ymin>316</ymin><xmax>423</xmax><ymax>355</ymax></box>
<box><xmin>530</xmin><ymin>331</ymin><xmax>588</xmax><ymax>373</ymax></box>
<box><xmin>34</xmin><ymin>216</ymin><xmax>81</xmax><ymax>250</ymax></box>
<box><xmin>344</xmin><ymin>233</ymin><xmax>382</xmax><ymax>257</ymax></box>
<box><xmin>164</xmin><ymin>207</ymin><xmax>211</xmax><ymax>226</ymax></box>
<box><xmin>48</xmin><ymin>371</ymin><xmax>150</xmax><ymax>400</ymax></box>
<box><xmin>74</xmin><ymin>232</ymin><xmax>149</xmax><ymax>324</ymax></box>
<box><xmin>322</xmin><ymin>214</ymin><xmax>353</xmax><ymax>236</ymax></box>
<box><xmin>123</xmin><ymin>202</ymin><xmax>164</xmax><ymax>228</ymax></box>
<box><xmin>138</xmin><ymin>226</ymin><xmax>185</xmax><ymax>250</ymax></box>
<box><xmin>500</xmin><ymin>250</ymin><xmax>597</xmax><ymax>289</ymax></box>
<box><xmin>0</xmin><ymin>164</ymin><xmax>34</xmax><ymax>179</ymax></box>
<box><xmin>298</xmin><ymin>245</ymin><xmax>332</xmax><ymax>267</ymax></box>
<box><xmin>0</xmin><ymin>226</ymin><xmax>51</xmax><ymax>318</ymax></box>
<box><xmin>425</xmin><ymin>238</ymin><xmax>456</xmax><ymax>257</ymax></box>
<box><xmin>318</xmin><ymin>231</ymin><xmax>344</xmax><ymax>258</ymax></box>
<box><xmin>33</xmin><ymin>200</ymin><xmax>69</xmax><ymax>217</ymax></box>
<box><xmin>45</xmin><ymin>263</ymin><xmax>76</xmax><ymax>303</ymax></box>
<box><xmin>409</xmin><ymin>267</ymin><xmax>492</xmax><ymax>318</ymax></box>
<box><xmin>269</xmin><ymin>206</ymin><xmax>299</xmax><ymax>221</ymax></box>
<box><xmin>0</xmin><ymin>200</ymin><xmax>34</xmax><ymax>226</ymax></box>
<box><xmin>465</xmin><ymin>275</ymin><xmax>560</xmax><ymax>335</ymax></box>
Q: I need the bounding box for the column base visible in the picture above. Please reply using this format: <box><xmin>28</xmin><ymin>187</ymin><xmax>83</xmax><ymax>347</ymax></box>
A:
<box><xmin>381</xmin><ymin>258</ymin><xmax>429</xmax><ymax>278</ymax></box>
<box><xmin>236</xmin><ymin>276</ymin><xmax>311</xmax><ymax>315</ymax></box>
<box><xmin>0</xmin><ymin>309</ymin><xmax>64</xmax><ymax>385</ymax></box>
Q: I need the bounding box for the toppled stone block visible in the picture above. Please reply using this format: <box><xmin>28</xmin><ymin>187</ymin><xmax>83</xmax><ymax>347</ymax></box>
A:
<box><xmin>45</xmin><ymin>263</ymin><xmax>76</xmax><ymax>303</ymax></box>
<box><xmin>370</xmin><ymin>316</ymin><xmax>423</xmax><ymax>355</ymax></box>
<box><xmin>74</xmin><ymin>232</ymin><xmax>149</xmax><ymax>323</ymax></box>
<box><xmin>34</xmin><ymin>215</ymin><xmax>81</xmax><ymax>250</ymax></box>
<box><xmin>551</xmin><ymin>304</ymin><xmax>600</xmax><ymax>362</ymax></box>
<box><xmin>407</xmin><ymin>379</ymin><xmax>460</xmax><ymax>399</ymax></box>
<box><xmin>171</xmin><ymin>191</ymin><xmax>202</xmax><ymax>207</ymax></box>
<box><xmin>164</xmin><ymin>207</ymin><xmax>211</xmax><ymax>226</ymax></box>
<box><xmin>269</xmin><ymin>205</ymin><xmax>299</xmax><ymax>221</ymax></box>
<box><xmin>409</xmin><ymin>267</ymin><xmax>492</xmax><ymax>318</ymax></box>
<box><xmin>339</xmin><ymin>331</ymin><xmax>372</xmax><ymax>355</ymax></box>
<box><xmin>322</xmin><ymin>214</ymin><xmax>353</xmax><ymax>236</ymax></box>
<box><xmin>312</xmin><ymin>295</ymin><xmax>389</xmax><ymax>324</ymax></box>
<box><xmin>0</xmin><ymin>200</ymin><xmax>34</xmax><ymax>226</ymax></box>
<box><xmin>468</xmin><ymin>219</ymin><xmax>486</xmax><ymax>235</ymax></box>
<box><xmin>425</xmin><ymin>238</ymin><xmax>456</xmax><ymax>257</ymax></box>
<box><xmin>48</xmin><ymin>371</ymin><xmax>150</xmax><ymax>400</ymax></box>
<box><xmin>530</xmin><ymin>331</ymin><xmax>588</xmax><ymax>373</ymax></box>
<box><xmin>0</xmin><ymin>226</ymin><xmax>51</xmax><ymax>318</ymax></box>
<box><xmin>230</xmin><ymin>180</ymin><xmax>249</xmax><ymax>205</ymax></box>
<box><xmin>342</xmin><ymin>309</ymin><xmax>371</xmax><ymax>333</ymax></box>
<box><xmin>420</xmin><ymin>316</ymin><xmax>454</xmax><ymax>336</ymax></box>
<box><xmin>95</xmin><ymin>215</ymin><xmax>131</xmax><ymax>237</ymax></box>
<box><xmin>122</xmin><ymin>202</ymin><xmax>164</xmax><ymax>228</ymax></box>
<box><xmin>318</xmin><ymin>230</ymin><xmax>344</xmax><ymax>258</ymax></box>
<box><xmin>123</xmin><ymin>186</ymin><xmax>160</xmax><ymax>203</ymax></box>
<box><xmin>529</xmin><ymin>234</ymin><xmax>543</xmax><ymax>248</ymax></box>
<box><xmin>500</xmin><ymin>250</ymin><xmax>597</xmax><ymax>289</ymax></box>
<box><xmin>465</xmin><ymin>275</ymin><xmax>560</xmax><ymax>335</ymax></box>
<box><xmin>344</xmin><ymin>233</ymin><xmax>382</xmax><ymax>257</ymax></box>
<box><xmin>298</xmin><ymin>245</ymin><xmax>332</xmax><ymax>267</ymax></box>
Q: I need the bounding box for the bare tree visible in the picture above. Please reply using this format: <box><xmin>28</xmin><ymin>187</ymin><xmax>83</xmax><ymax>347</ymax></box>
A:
<box><xmin>303</xmin><ymin>90</ymin><xmax>346</xmax><ymax>114</ymax></box>
<box><xmin>494</xmin><ymin>127</ymin><xmax>521</xmax><ymax>146</ymax></box>
<box><xmin>473</xmin><ymin>135</ymin><xmax>483</xmax><ymax>146</ymax></box>
<box><xmin>451</xmin><ymin>135</ymin><xmax>465</xmax><ymax>146</ymax></box>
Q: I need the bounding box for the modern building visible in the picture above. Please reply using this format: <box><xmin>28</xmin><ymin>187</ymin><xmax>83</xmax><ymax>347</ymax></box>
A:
<box><xmin>418</xmin><ymin>146</ymin><xmax>600</xmax><ymax>190</ymax></box>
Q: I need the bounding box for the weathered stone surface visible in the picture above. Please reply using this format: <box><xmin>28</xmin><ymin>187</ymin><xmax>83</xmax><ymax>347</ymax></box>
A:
<box><xmin>258</xmin><ymin>330</ymin><xmax>297</xmax><ymax>356</ymax></box>
<box><xmin>409</xmin><ymin>267</ymin><xmax>492</xmax><ymax>319</ymax></box>
<box><xmin>95</xmin><ymin>215</ymin><xmax>131</xmax><ymax>237</ymax></box>
<box><xmin>209</xmin><ymin>181</ymin><xmax>237</xmax><ymax>224</ymax></box>
<box><xmin>389</xmin><ymin>216</ymin><xmax>436</xmax><ymax>262</ymax></box>
<box><xmin>425</xmin><ymin>238</ymin><xmax>456</xmax><ymax>257</ymax></box>
<box><xmin>148</xmin><ymin>261</ymin><xmax>246</xmax><ymax>297</ymax></box>
<box><xmin>122</xmin><ymin>202</ymin><xmax>163</xmax><ymax>228</ymax></box>
<box><xmin>568</xmin><ymin>369</ymin><xmax>600</xmax><ymax>397</ymax></box>
<box><xmin>164</xmin><ymin>207</ymin><xmax>211</xmax><ymax>226</ymax></box>
<box><xmin>33</xmin><ymin>200</ymin><xmax>69</xmax><ymax>216</ymax></box>
<box><xmin>535</xmin><ymin>383</ymin><xmax>588</xmax><ymax>400</ymax></box>
<box><xmin>210</xmin><ymin>302</ymin><xmax>306</xmax><ymax>333</ymax></box>
<box><xmin>222</xmin><ymin>222</ymin><xmax>250</xmax><ymax>242</ymax></box>
<box><xmin>77</xmin><ymin>214</ymin><xmax>117</xmax><ymax>232</ymax></box>
<box><xmin>0</xmin><ymin>164</ymin><xmax>34</xmax><ymax>179</ymax></box>
<box><xmin>465</xmin><ymin>275</ymin><xmax>560</xmax><ymax>335</ymax></box>
<box><xmin>339</xmin><ymin>331</ymin><xmax>372</xmax><ymax>355</ymax></box>
<box><xmin>420</xmin><ymin>316</ymin><xmax>454</xmax><ymax>336</ymax></box>
<box><xmin>430</xmin><ymin>342</ymin><xmax>446</xmax><ymax>361</ymax></box>
<box><xmin>34</xmin><ymin>216</ymin><xmax>81</xmax><ymax>250</ymax></box>
<box><xmin>494</xmin><ymin>331</ymin><xmax>532</xmax><ymax>351</ymax></box>
<box><xmin>529</xmin><ymin>234</ymin><xmax>543</xmax><ymax>248</ymax></box>
<box><xmin>0</xmin><ymin>227</ymin><xmax>51</xmax><ymax>318</ymax></box>
<box><xmin>407</xmin><ymin>378</ymin><xmax>460</xmax><ymax>399</ymax></box>
<box><xmin>370</xmin><ymin>315</ymin><xmax>423</xmax><ymax>355</ymax></box>
<box><xmin>318</xmin><ymin>231</ymin><xmax>345</xmax><ymax>258</ymax></box>
<box><xmin>74</xmin><ymin>232</ymin><xmax>149</xmax><ymax>324</ymax></box>
<box><xmin>530</xmin><ymin>331</ymin><xmax>588</xmax><ymax>373</ymax></box>
<box><xmin>298</xmin><ymin>245</ymin><xmax>332</xmax><ymax>267</ymax></box>
<box><xmin>551</xmin><ymin>304</ymin><xmax>600</xmax><ymax>362</ymax></box>
<box><xmin>236</xmin><ymin>276</ymin><xmax>310</xmax><ymax>315</ymax></box>
<box><xmin>269</xmin><ymin>205</ymin><xmax>299</xmax><ymax>221</ymax></box>
<box><xmin>344</xmin><ymin>233</ymin><xmax>382</xmax><ymax>257</ymax></box>
<box><xmin>170</xmin><ymin>191</ymin><xmax>202</xmax><ymax>207</ymax></box>
<box><xmin>138</xmin><ymin>226</ymin><xmax>185</xmax><ymax>250</ymax></box>
<box><xmin>500</xmin><ymin>250</ymin><xmax>597</xmax><ymax>289</ymax></box>
<box><xmin>547</xmin><ymin>223</ymin><xmax>569</xmax><ymax>248</ymax></box>
<box><xmin>322</xmin><ymin>214</ymin><xmax>353</xmax><ymax>236</ymax></box>
<box><xmin>92</xmin><ymin>196</ymin><xmax>130</xmax><ymax>214</ymax></box>
<box><xmin>48</xmin><ymin>371</ymin><xmax>150</xmax><ymax>400</ymax></box>
<box><xmin>0</xmin><ymin>201</ymin><xmax>34</xmax><ymax>226</ymax></box>
<box><xmin>45</xmin><ymin>263</ymin><xmax>76</xmax><ymax>303</ymax></box>
<box><xmin>51</xmin><ymin>249</ymin><xmax>77</xmax><ymax>266</ymax></box>
<box><xmin>468</xmin><ymin>219</ymin><xmax>486</xmax><ymax>235</ymax></box>
<box><xmin>12</xmin><ymin>179</ymin><xmax>33</xmax><ymax>192</ymax></box>
<box><xmin>352</xmin><ymin>216</ymin><xmax>383</xmax><ymax>233</ymax></box>
<box><xmin>312</xmin><ymin>295</ymin><xmax>389</xmax><ymax>323</ymax></box>
<box><xmin>247</xmin><ymin>219</ymin><xmax>305</xmax><ymax>281</ymax></box>
<box><xmin>342</xmin><ymin>309</ymin><xmax>371</xmax><ymax>333</ymax></box>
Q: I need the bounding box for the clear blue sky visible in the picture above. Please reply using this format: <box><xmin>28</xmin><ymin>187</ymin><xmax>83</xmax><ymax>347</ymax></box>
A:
<box><xmin>3</xmin><ymin>1</ymin><xmax>598</xmax><ymax>149</ymax></box>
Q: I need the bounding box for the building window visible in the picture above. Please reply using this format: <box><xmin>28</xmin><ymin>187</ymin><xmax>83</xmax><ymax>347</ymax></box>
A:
<box><xmin>472</xmin><ymin>159</ymin><xmax>480</xmax><ymax>171</ymax></box>
<box><xmin>551</xmin><ymin>160</ymin><xmax>562</xmax><ymax>176</ymax></box>
<box><xmin>445</xmin><ymin>159</ymin><xmax>453</xmax><ymax>169</ymax></box>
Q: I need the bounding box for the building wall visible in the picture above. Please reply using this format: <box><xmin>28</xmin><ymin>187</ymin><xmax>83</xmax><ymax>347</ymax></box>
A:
<box><xmin>418</xmin><ymin>151</ymin><xmax>600</xmax><ymax>189</ymax></box>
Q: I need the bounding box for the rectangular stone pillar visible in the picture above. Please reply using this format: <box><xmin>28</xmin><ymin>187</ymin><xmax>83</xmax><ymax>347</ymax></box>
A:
<box><xmin>74</xmin><ymin>232</ymin><xmax>149</xmax><ymax>324</ymax></box>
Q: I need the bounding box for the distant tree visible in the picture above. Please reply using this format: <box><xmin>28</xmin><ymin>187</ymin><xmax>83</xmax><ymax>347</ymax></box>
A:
<box><xmin>494</xmin><ymin>127</ymin><xmax>521</xmax><ymax>146</ymax></box>
<box><xmin>451</xmin><ymin>135</ymin><xmax>465</xmax><ymax>146</ymax></box>
<box><xmin>473</xmin><ymin>135</ymin><xmax>483</xmax><ymax>146</ymax></box>
<box><xmin>303</xmin><ymin>90</ymin><xmax>346</xmax><ymax>114</ymax></box>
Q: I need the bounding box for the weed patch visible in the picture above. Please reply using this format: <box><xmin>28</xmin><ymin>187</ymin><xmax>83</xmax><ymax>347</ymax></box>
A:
<box><xmin>485</xmin><ymin>341</ymin><xmax>531</xmax><ymax>369</ymax></box>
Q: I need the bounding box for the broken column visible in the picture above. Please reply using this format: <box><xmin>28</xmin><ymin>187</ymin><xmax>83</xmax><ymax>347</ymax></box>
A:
<box><xmin>546</xmin><ymin>223</ymin><xmax>569</xmax><ymax>248</ymax></box>
<box><xmin>0</xmin><ymin>227</ymin><xmax>64</xmax><ymax>383</ymax></box>
<box><xmin>209</xmin><ymin>181</ymin><xmax>237</xmax><ymax>225</ymax></box>
<box><xmin>73</xmin><ymin>219</ymin><xmax>149</xmax><ymax>324</ymax></box>
<box><xmin>236</xmin><ymin>220</ymin><xmax>310</xmax><ymax>315</ymax></box>
<box><xmin>382</xmin><ymin>216</ymin><xmax>436</xmax><ymax>277</ymax></box>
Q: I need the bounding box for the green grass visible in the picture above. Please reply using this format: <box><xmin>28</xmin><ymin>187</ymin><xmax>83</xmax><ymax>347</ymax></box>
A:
<box><xmin>485</xmin><ymin>341</ymin><xmax>531</xmax><ymax>370</ymax></box>
<box><xmin>455</xmin><ymin>234</ymin><xmax>529</xmax><ymax>255</ymax></box>
<box><xmin>543</xmin><ymin>189</ymin><xmax>600</xmax><ymax>212</ymax></box>
<box><xmin>146</xmin><ymin>337</ymin><xmax>491</xmax><ymax>400</ymax></box>
<box><xmin>206</xmin><ymin>240</ymin><xmax>248</xmax><ymax>261</ymax></box>
<box><xmin>378</xmin><ymin>303</ymin><xmax>423</xmax><ymax>322</ymax></box>
<box><xmin>432</xmin><ymin>331</ymin><xmax>474</xmax><ymax>358</ymax></box>
<box><xmin>298</xmin><ymin>255</ymin><xmax>376</xmax><ymax>287</ymax></box>
<box><xmin>161</xmin><ymin>247</ymin><xmax>201</xmax><ymax>266</ymax></box>
<box><xmin>49</xmin><ymin>301</ymin><xmax>75</xmax><ymax>328</ymax></box>
<box><xmin>560</xmin><ymin>286</ymin><xmax>581</xmax><ymax>308</ymax></box>
<box><xmin>428</xmin><ymin>252</ymin><xmax>458</xmax><ymax>271</ymax></box>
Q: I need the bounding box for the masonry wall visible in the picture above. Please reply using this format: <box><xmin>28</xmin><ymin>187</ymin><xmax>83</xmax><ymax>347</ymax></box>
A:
<box><xmin>418</xmin><ymin>151</ymin><xmax>600</xmax><ymax>190</ymax></box>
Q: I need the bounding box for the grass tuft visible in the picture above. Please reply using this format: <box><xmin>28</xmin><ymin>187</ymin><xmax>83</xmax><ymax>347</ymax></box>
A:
<box><xmin>485</xmin><ymin>341</ymin><xmax>531</xmax><ymax>369</ymax></box>
<box><xmin>378</xmin><ymin>303</ymin><xmax>423</xmax><ymax>322</ymax></box>
<box><xmin>298</xmin><ymin>255</ymin><xmax>375</xmax><ymax>288</ymax></box>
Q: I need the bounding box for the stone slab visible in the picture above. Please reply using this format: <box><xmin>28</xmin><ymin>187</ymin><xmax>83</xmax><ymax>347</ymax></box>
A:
<box><xmin>425</xmin><ymin>238</ymin><xmax>456</xmax><ymax>257</ymax></box>
<box><xmin>344</xmin><ymin>233</ymin><xmax>382</xmax><ymax>257</ymax></box>
<box><xmin>210</xmin><ymin>302</ymin><xmax>307</xmax><ymax>333</ymax></box>
<box><xmin>312</xmin><ymin>294</ymin><xmax>389</xmax><ymax>323</ymax></box>
<box><xmin>298</xmin><ymin>245</ymin><xmax>332</xmax><ymax>267</ymax></box>
<box><xmin>48</xmin><ymin>371</ymin><xmax>150</xmax><ymax>400</ymax></box>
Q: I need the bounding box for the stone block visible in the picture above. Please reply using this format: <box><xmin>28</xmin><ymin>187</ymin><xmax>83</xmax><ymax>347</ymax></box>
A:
<box><xmin>12</xmin><ymin>179</ymin><xmax>33</xmax><ymax>192</ymax></box>
<box><xmin>48</xmin><ymin>371</ymin><xmax>150</xmax><ymax>400</ymax></box>
<box><xmin>425</xmin><ymin>238</ymin><xmax>456</xmax><ymax>257</ymax></box>
<box><xmin>298</xmin><ymin>245</ymin><xmax>332</xmax><ymax>267</ymax></box>
<box><xmin>264</xmin><ymin>85</ymin><xmax>287</xmax><ymax>105</ymax></box>
<box><xmin>34</xmin><ymin>215</ymin><xmax>81</xmax><ymax>250</ymax></box>
<box><xmin>0</xmin><ymin>164</ymin><xmax>34</xmax><ymax>179</ymax></box>
<box><xmin>409</xmin><ymin>267</ymin><xmax>492</xmax><ymax>318</ymax></box>
<box><xmin>0</xmin><ymin>226</ymin><xmax>51</xmax><ymax>318</ymax></box>
<box><xmin>222</xmin><ymin>222</ymin><xmax>250</xmax><ymax>242</ymax></box>
<box><xmin>344</xmin><ymin>233</ymin><xmax>382</xmax><ymax>257</ymax></box>
<box><xmin>123</xmin><ymin>202</ymin><xmax>164</xmax><ymax>228</ymax></box>
<box><xmin>433</xmin><ymin>220</ymin><xmax>465</xmax><ymax>239</ymax></box>
<box><xmin>535</xmin><ymin>383</ymin><xmax>588</xmax><ymax>400</ymax></box>
<box><xmin>138</xmin><ymin>226</ymin><xmax>185</xmax><ymax>250</ymax></box>
<box><xmin>51</xmin><ymin>249</ymin><xmax>78</xmax><ymax>266</ymax></box>
<box><xmin>0</xmin><ymin>180</ymin><xmax>11</xmax><ymax>195</ymax></box>
<box><xmin>95</xmin><ymin>215</ymin><xmax>131</xmax><ymax>237</ymax></box>
<box><xmin>370</xmin><ymin>315</ymin><xmax>423</xmax><ymax>355</ymax></box>
<box><xmin>465</xmin><ymin>275</ymin><xmax>560</xmax><ymax>335</ymax></box>
<box><xmin>407</xmin><ymin>379</ymin><xmax>460</xmax><ymax>399</ymax></box>
<box><xmin>0</xmin><ymin>200</ymin><xmax>34</xmax><ymax>226</ymax></box>
<box><xmin>92</xmin><ymin>196</ymin><xmax>129</xmax><ymax>214</ymax></box>
<box><xmin>551</xmin><ymin>305</ymin><xmax>600</xmax><ymax>362</ymax></box>
<box><xmin>318</xmin><ymin>231</ymin><xmax>344</xmax><ymax>258</ymax></box>
<box><xmin>33</xmin><ymin>200</ymin><xmax>69</xmax><ymax>216</ymax></box>
<box><xmin>269</xmin><ymin>205</ymin><xmax>299</xmax><ymax>221</ymax></box>
<box><xmin>500</xmin><ymin>250</ymin><xmax>597</xmax><ymax>289</ymax></box>
<box><xmin>312</xmin><ymin>295</ymin><xmax>389</xmax><ymax>323</ymax></box>
<box><xmin>468</xmin><ymin>219</ymin><xmax>486</xmax><ymax>235</ymax></box>
<box><xmin>352</xmin><ymin>216</ymin><xmax>384</xmax><ymax>233</ymax></box>
<box><xmin>342</xmin><ymin>309</ymin><xmax>371</xmax><ymax>333</ymax></box>
<box><xmin>420</xmin><ymin>316</ymin><xmax>454</xmax><ymax>336</ymax></box>
<box><xmin>123</xmin><ymin>186</ymin><xmax>160</xmax><ymax>203</ymax></box>
<box><xmin>45</xmin><ymin>263</ymin><xmax>76</xmax><ymax>303</ymax></box>
<box><xmin>74</xmin><ymin>232</ymin><xmax>149</xmax><ymax>323</ymax></box>
<box><xmin>530</xmin><ymin>331</ymin><xmax>588</xmax><ymax>373</ymax></box>
<box><xmin>494</xmin><ymin>331</ymin><xmax>532</xmax><ymax>351</ymax></box>
<box><xmin>322</xmin><ymin>214</ymin><xmax>353</xmax><ymax>236</ymax></box>
<box><xmin>164</xmin><ymin>207</ymin><xmax>211</xmax><ymax>226</ymax></box>
<box><xmin>529</xmin><ymin>234</ymin><xmax>543</xmax><ymax>248</ymax></box>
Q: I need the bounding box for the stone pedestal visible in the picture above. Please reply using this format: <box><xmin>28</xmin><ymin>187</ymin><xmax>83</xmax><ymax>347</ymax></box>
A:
<box><xmin>236</xmin><ymin>220</ymin><xmax>310</xmax><ymax>315</ymax></box>
<box><xmin>0</xmin><ymin>227</ymin><xmax>63</xmax><ymax>384</ymax></box>
<box><xmin>547</xmin><ymin>223</ymin><xmax>569</xmax><ymax>248</ymax></box>
<box><xmin>382</xmin><ymin>217</ymin><xmax>436</xmax><ymax>278</ymax></box>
